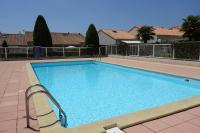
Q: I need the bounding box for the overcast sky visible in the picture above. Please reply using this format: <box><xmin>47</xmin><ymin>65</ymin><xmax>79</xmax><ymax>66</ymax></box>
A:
<box><xmin>0</xmin><ymin>0</ymin><xmax>199</xmax><ymax>34</ymax></box>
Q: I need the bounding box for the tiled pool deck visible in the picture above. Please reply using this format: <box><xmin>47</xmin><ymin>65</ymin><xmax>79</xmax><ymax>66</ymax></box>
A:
<box><xmin>0</xmin><ymin>57</ymin><xmax>200</xmax><ymax>133</ymax></box>
<box><xmin>0</xmin><ymin>61</ymin><xmax>39</xmax><ymax>133</ymax></box>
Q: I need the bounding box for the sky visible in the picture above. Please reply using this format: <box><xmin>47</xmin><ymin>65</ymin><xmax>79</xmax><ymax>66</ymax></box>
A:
<box><xmin>0</xmin><ymin>0</ymin><xmax>199</xmax><ymax>34</ymax></box>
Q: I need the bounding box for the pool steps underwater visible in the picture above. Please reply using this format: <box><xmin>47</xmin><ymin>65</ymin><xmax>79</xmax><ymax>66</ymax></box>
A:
<box><xmin>25</xmin><ymin>84</ymin><xmax>68</xmax><ymax>129</ymax></box>
<box><xmin>106</xmin><ymin>127</ymin><xmax>124</xmax><ymax>133</ymax></box>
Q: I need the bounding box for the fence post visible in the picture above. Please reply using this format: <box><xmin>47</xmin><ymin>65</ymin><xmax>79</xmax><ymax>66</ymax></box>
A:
<box><xmin>137</xmin><ymin>45</ymin><xmax>140</xmax><ymax>56</ymax></box>
<box><xmin>26</xmin><ymin>47</ymin><xmax>29</xmax><ymax>58</ymax></box>
<box><xmin>79</xmin><ymin>48</ymin><xmax>81</xmax><ymax>56</ymax></box>
<box><xmin>111</xmin><ymin>46</ymin><xmax>112</xmax><ymax>55</ymax></box>
<box><xmin>131</xmin><ymin>45</ymin><xmax>132</xmax><ymax>55</ymax></box>
<box><xmin>106</xmin><ymin>45</ymin><xmax>108</xmax><ymax>55</ymax></box>
<box><xmin>199</xmin><ymin>49</ymin><xmax>200</xmax><ymax>61</ymax></box>
<box><xmin>45</xmin><ymin>48</ymin><xmax>48</xmax><ymax>57</ymax></box>
<box><xmin>172</xmin><ymin>45</ymin><xmax>175</xmax><ymax>59</ymax></box>
<box><xmin>98</xmin><ymin>47</ymin><xmax>100</xmax><ymax>55</ymax></box>
<box><xmin>199</xmin><ymin>54</ymin><xmax>200</xmax><ymax>62</ymax></box>
<box><xmin>126</xmin><ymin>47</ymin><xmax>127</xmax><ymax>56</ymax></box>
<box><xmin>5</xmin><ymin>48</ymin><xmax>7</xmax><ymax>59</ymax></box>
<box><xmin>116</xmin><ymin>46</ymin><xmax>117</xmax><ymax>55</ymax></box>
<box><xmin>63</xmin><ymin>47</ymin><xmax>65</xmax><ymax>57</ymax></box>
<box><xmin>153</xmin><ymin>44</ymin><xmax>155</xmax><ymax>57</ymax></box>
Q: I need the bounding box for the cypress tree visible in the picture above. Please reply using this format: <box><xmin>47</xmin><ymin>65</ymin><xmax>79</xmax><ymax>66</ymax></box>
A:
<box><xmin>33</xmin><ymin>15</ymin><xmax>52</xmax><ymax>47</ymax></box>
<box><xmin>85</xmin><ymin>24</ymin><xmax>99</xmax><ymax>48</ymax></box>
<box><xmin>2</xmin><ymin>40</ymin><xmax>8</xmax><ymax>47</ymax></box>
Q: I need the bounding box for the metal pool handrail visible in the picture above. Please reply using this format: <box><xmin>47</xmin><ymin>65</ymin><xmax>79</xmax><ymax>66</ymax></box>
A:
<box><xmin>95</xmin><ymin>54</ymin><xmax>102</xmax><ymax>61</ymax></box>
<box><xmin>94</xmin><ymin>47</ymin><xmax>102</xmax><ymax>61</ymax></box>
<box><xmin>25</xmin><ymin>84</ymin><xmax>68</xmax><ymax>128</ymax></box>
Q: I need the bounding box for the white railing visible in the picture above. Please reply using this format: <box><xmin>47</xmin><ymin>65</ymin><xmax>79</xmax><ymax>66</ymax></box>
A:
<box><xmin>0</xmin><ymin>46</ymin><xmax>106</xmax><ymax>60</ymax></box>
<box><xmin>0</xmin><ymin>45</ymin><xmax>199</xmax><ymax>61</ymax></box>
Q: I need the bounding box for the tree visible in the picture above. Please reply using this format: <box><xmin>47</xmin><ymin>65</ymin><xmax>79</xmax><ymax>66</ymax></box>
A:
<box><xmin>33</xmin><ymin>15</ymin><xmax>52</xmax><ymax>47</ymax></box>
<box><xmin>1</xmin><ymin>40</ymin><xmax>8</xmax><ymax>58</ymax></box>
<box><xmin>193</xmin><ymin>28</ymin><xmax>200</xmax><ymax>41</ymax></box>
<box><xmin>85</xmin><ymin>24</ymin><xmax>99</xmax><ymax>48</ymax></box>
<box><xmin>137</xmin><ymin>26</ymin><xmax>155</xmax><ymax>43</ymax></box>
<box><xmin>181</xmin><ymin>15</ymin><xmax>200</xmax><ymax>41</ymax></box>
<box><xmin>2</xmin><ymin>40</ymin><xmax>8</xmax><ymax>47</ymax></box>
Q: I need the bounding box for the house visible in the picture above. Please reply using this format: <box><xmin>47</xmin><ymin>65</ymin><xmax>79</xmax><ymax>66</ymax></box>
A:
<box><xmin>0</xmin><ymin>33</ymin><xmax>25</xmax><ymax>47</ymax></box>
<box><xmin>129</xmin><ymin>26</ymin><xmax>184</xmax><ymax>43</ymax></box>
<box><xmin>98</xmin><ymin>29</ymin><xmax>139</xmax><ymax>45</ymax></box>
<box><xmin>0</xmin><ymin>32</ymin><xmax>85</xmax><ymax>47</ymax></box>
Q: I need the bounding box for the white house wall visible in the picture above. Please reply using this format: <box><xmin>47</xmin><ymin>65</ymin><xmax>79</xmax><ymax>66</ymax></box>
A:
<box><xmin>98</xmin><ymin>31</ymin><xmax>116</xmax><ymax>45</ymax></box>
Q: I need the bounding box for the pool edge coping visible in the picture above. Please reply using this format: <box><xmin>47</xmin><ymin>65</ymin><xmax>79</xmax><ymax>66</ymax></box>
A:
<box><xmin>26</xmin><ymin>59</ymin><xmax>200</xmax><ymax>133</ymax></box>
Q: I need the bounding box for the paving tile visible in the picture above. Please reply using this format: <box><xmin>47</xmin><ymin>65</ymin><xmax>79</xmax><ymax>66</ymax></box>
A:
<box><xmin>17</xmin><ymin>128</ymin><xmax>39</xmax><ymax>133</ymax></box>
<box><xmin>186</xmin><ymin>107</ymin><xmax>200</xmax><ymax>117</ymax></box>
<box><xmin>3</xmin><ymin>92</ymin><xmax>18</xmax><ymax>97</ymax></box>
<box><xmin>0</xmin><ymin>88</ymin><xmax>5</xmax><ymax>94</ymax></box>
<box><xmin>1</xmin><ymin>96</ymin><xmax>18</xmax><ymax>102</ymax></box>
<box><xmin>8</xmin><ymin>79</ymin><xmax>19</xmax><ymax>84</ymax></box>
<box><xmin>0</xmin><ymin>120</ymin><xmax>16</xmax><ymax>131</ymax></box>
<box><xmin>17</xmin><ymin>110</ymin><xmax>26</xmax><ymax>119</ymax></box>
<box><xmin>175</xmin><ymin>123</ymin><xmax>200</xmax><ymax>133</ymax></box>
<box><xmin>18</xmin><ymin>90</ymin><xmax>25</xmax><ymax>96</ymax></box>
<box><xmin>6</xmin><ymin>83</ymin><xmax>19</xmax><ymax>90</ymax></box>
<box><xmin>188</xmin><ymin>118</ymin><xmax>200</xmax><ymax>127</ymax></box>
<box><xmin>143</xmin><ymin>119</ymin><xmax>170</xmax><ymax>132</ymax></box>
<box><xmin>0</xmin><ymin>105</ymin><xmax>18</xmax><ymax>113</ymax></box>
<box><xmin>158</xmin><ymin>127</ymin><xmax>183</xmax><ymax>133</ymax></box>
<box><xmin>18</xmin><ymin>101</ymin><xmax>25</xmax><ymax>106</ymax></box>
<box><xmin>0</xmin><ymin>129</ymin><xmax>16</xmax><ymax>133</ymax></box>
<box><xmin>4</xmin><ymin>89</ymin><xmax>19</xmax><ymax>94</ymax></box>
<box><xmin>0</xmin><ymin>112</ymin><xmax>17</xmax><ymax>122</ymax></box>
<box><xmin>18</xmin><ymin>93</ymin><xmax>25</xmax><ymax>98</ymax></box>
<box><xmin>18</xmin><ymin>104</ymin><xmax>26</xmax><ymax>111</ymax></box>
<box><xmin>174</xmin><ymin>112</ymin><xmax>197</xmax><ymax>121</ymax></box>
<box><xmin>123</xmin><ymin>125</ymin><xmax>154</xmax><ymax>133</ymax></box>
<box><xmin>0</xmin><ymin>83</ymin><xmax>7</xmax><ymax>90</ymax></box>
<box><xmin>159</xmin><ymin>115</ymin><xmax>184</xmax><ymax>126</ymax></box>
<box><xmin>0</xmin><ymin>101</ymin><xmax>18</xmax><ymax>107</ymax></box>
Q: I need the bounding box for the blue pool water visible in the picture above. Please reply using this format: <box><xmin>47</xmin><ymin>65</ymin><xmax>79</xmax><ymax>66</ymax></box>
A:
<box><xmin>32</xmin><ymin>61</ymin><xmax>200</xmax><ymax>128</ymax></box>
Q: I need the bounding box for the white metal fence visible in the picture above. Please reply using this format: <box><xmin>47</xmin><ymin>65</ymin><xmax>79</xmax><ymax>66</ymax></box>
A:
<box><xmin>0</xmin><ymin>47</ymin><xmax>104</xmax><ymax>59</ymax></box>
<box><xmin>105</xmin><ymin>44</ymin><xmax>200</xmax><ymax>61</ymax></box>
<box><xmin>0</xmin><ymin>44</ymin><xmax>199</xmax><ymax>61</ymax></box>
<box><xmin>106</xmin><ymin>44</ymin><xmax>173</xmax><ymax>58</ymax></box>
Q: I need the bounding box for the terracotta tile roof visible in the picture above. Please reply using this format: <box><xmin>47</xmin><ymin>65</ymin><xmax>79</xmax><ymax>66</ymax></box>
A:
<box><xmin>154</xmin><ymin>27</ymin><xmax>183</xmax><ymax>36</ymax></box>
<box><xmin>100</xmin><ymin>29</ymin><xmax>137</xmax><ymax>40</ymax></box>
<box><xmin>0</xmin><ymin>33</ymin><xmax>26</xmax><ymax>46</ymax></box>
<box><xmin>129</xmin><ymin>26</ymin><xmax>184</xmax><ymax>36</ymax></box>
<box><xmin>0</xmin><ymin>32</ymin><xmax>85</xmax><ymax>46</ymax></box>
<box><xmin>25</xmin><ymin>32</ymin><xmax>85</xmax><ymax>46</ymax></box>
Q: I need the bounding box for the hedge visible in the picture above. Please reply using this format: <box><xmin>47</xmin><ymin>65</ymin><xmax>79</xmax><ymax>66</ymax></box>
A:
<box><xmin>174</xmin><ymin>41</ymin><xmax>200</xmax><ymax>60</ymax></box>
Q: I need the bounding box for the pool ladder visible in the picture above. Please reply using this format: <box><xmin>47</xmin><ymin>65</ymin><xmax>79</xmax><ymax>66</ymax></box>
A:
<box><xmin>95</xmin><ymin>54</ymin><xmax>102</xmax><ymax>61</ymax></box>
<box><xmin>25</xmin><ymin>84</ymin><xmax>68</xmax><ymax>129</ymax></box>
<box><xmin>94</xmin><ymin>47</ymin><xmax>102</xmax><ymax>61</ymax></box>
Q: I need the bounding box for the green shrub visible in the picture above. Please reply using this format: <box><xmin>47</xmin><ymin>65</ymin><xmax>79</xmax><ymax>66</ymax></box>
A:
<box><xmin>174</xmin><ymin>41</ymin><xmax>200</xmax><ymax>60</ymax></box>
<box><xmin>159</xmin><ymin>52</ymin><xmax>171</xmax><ymax>57</ymax></box>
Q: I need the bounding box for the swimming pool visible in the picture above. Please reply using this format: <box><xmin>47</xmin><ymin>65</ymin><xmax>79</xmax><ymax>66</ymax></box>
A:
<box><xmin>32</xmin><ymin>60</ymin><xmax>200</xmax><ymax>128</ymax></box>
